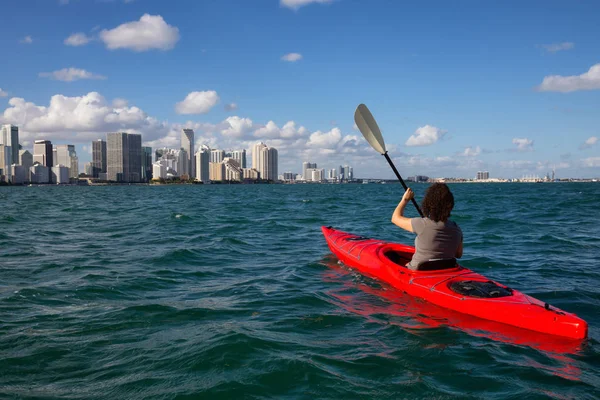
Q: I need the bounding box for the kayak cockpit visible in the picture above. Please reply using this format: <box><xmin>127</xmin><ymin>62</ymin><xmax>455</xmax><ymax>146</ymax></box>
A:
<box><xmin>380</xmin><ymin>245</ymin><xmax>461</xmax><ymax>273</ymax></box>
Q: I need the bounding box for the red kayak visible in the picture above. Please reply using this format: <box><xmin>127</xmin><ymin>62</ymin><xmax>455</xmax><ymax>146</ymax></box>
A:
<box><xmin>322</xmin><ymin>226</ymin><xmax>588</xmax><ymax>340</ymax></box>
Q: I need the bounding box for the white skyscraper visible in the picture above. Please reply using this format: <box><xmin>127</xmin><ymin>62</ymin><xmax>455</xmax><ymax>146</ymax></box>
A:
<box><xmin>181</xmin><ymin>129</ymin><xmax>194</xmax><ymax>178</ymax></box>
<box><xmin>0</xmin><ymin>145</ymin><xmax>11</xmax><ymax>182</ymax></box>
<box><xmin>252</xmin><ymin>142</ymin><xmax>278</xmax><ymax>181</ymax></box>
<box><xmin>303</xmin><ymin>162</ymin><xmax>317</xmax><ymax>181</ymax></box>
<box><xmin>195</xmin><ymin>145</ymin><xmax>210</xmax><ymax>183</ymax></box>
<box><xmin>231</xmin><ymin>149</ymin><xmax>247</xmax><ymax>168</ymax></box>
<box><xmin>210</xmin><ymin>149</ymin><xmax>225</xmax><ymax>164</ymax></box>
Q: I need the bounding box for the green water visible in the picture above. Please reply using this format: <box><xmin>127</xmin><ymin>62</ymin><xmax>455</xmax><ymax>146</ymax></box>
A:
<box><xmin>1</xmin><ymin>183</ymin><xmax>599</xmax><ymax>399</ymax></box>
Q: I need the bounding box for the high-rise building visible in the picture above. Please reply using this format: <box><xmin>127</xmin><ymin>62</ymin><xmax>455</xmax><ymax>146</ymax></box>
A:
<box><xmin>210</xmin><ymin>149</ymin><xmax>225</xmax><ymax>164</ymax></box>
<box><xmin>181</xmin><ymin>129</ymin><xmax>194</xmax><ymax>178</ymax></box>
<box><xmin>231</xmin><ymin>149</ymin><xmax>247</xmax><ymax>169</ymax></box>
<box><xmin>30</xmin><ymin>163</ymin><xmax>50</xmax><ymax>184</ymax></box>
<box><xmin>55</xmin><ymin>145</ymin><xmax>79</xmax><ymax>179</ymax></box>
<box><xmin>33</xmin><ymin>140</ymin><xmax>53</xmax><ymax>182</ymax></box>
<box><xmin>476</xmin><ymin>171</ymin><xmax>490</xmax><ymax>180</ymax></box>
<box><xmin>33</xmin><ymin>140</ymin><xmax>53</xmax><ymax>168</ymax></box>
<box><xmin>328</xmin><ymin>168</ymin><xmax>337</xmax><ymax>180</ymax></box>
<box><xmin>223</xmin><ymin>158</ymin><xmax>242</xmax><ymax>181</ymax></box>
<box><xmin>0</xmin><ymin>145</ymin><xmax>11</xmax><ymax>182</ymax></box>
<box><xmin>19</xmin><ymin>150</ymin><xmax>32</xmax><ymax>182</ymax></box>
<box><xmin>195</xmin><ymin>145</ymin><xmax>210</xmax><ymax>183</ymax></box>
<box><xmin>92</xmin><ymin>139</ymin><xmax>107</xmax><ymax>177</ymax></box>
<box><xmin>106</xmin><ymin>132</ymin><xmax>142</xmax><ymax>182</ymax></box>
<box><xmin>341</xmin><ymin>165</ymin><xmax>353</xmax><ymax>182</ymax></box>
<box><xmin>51</xmin><ymin>165</ymin><xmax>70</xmax><ymax>184</ymax></box>
<box><xmin>252</xmin><ymin>142</ymin><xmax>278</xmax><ymax>181</ymax></box>
<box><xmin>209</xmin><ymin>162</ymin><xmax>225</xmax><ymax>181</ymax></box>
<box><xmin>142</xmin><ymin>146</ymin><xmax>152</xmax><ymax>182</ymax></box>
<box><xmin>243</xmin><ymin>168</ymin><xmax>260</xmax><ymax>180</ymax></box>
<box><xmin>11</xmin><ymin>165</ymin><xmax>27</xmax><ymax>184</ymax></box>
<box><xmin>303</xmin><ymin>162</ymin><xmax>317</xmax><ymax>181</ymax></box>
<box><xmin>1</xmin><ymin>125</ymin><xmax>19</xmax><ymax>166</ymax></box>
<box><xmin>84</xmin><ymin>162</ymin><xmax>94</xmax><ymax>176</ymax></box>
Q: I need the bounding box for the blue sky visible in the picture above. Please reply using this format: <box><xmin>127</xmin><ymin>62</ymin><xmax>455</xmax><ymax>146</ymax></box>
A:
<box><xmin>1</xmin><ymin>0</ymin><xmax>599</xmax><ymax>178</ymax></box>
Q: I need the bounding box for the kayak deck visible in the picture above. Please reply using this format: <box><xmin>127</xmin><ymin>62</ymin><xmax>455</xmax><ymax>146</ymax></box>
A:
<box><xmin>321</xmin><ymin>226</ymin><xmax>588</xmax><ymax>340</ymax></box>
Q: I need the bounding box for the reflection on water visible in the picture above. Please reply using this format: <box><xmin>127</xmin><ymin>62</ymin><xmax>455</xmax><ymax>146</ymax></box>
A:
<box><xmin>319</xmin><ymin>255</ymin><xmax>585</xmax><ymax>381</ymax></box>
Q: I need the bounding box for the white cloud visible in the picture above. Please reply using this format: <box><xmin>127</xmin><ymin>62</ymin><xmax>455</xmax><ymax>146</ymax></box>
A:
<box><xmin>307</xmin><ymin>128</ymin><xmax>342</xmax><ymax>147</ymax></box>
<box><xmin>0</xmin><ymin>92</ymin><xmax>168</xmax><ymax>145</ymax></box>
<box><xmin>0</xmin><ymin>88</ymin><xmax>7</xmax><ymax>97</ymax></box>
<box><xmin>512</xmin><ymin>138</ymin><xmax>534</xmax><ymax>152</ymax></box>
<box><xmin>405</xmin><ymin>125</ymin><xmax>446</xmax><ymax>146</ymax></box>
<box><xmin>537</xmin><ymin>63</ymin><xmax>600</xmax><ymax>93</ymax></box>
<box><xmin>280</xmin><ymin>0</ymin><xmax>333</xmax><ymax>10</ymax></box>
<box><xmin>99</xmin><ymin>14</ymin><xmax>180</xmax><ymax>52</ymax></box>
<box><xmin>20</xmin><ymin>36</ymin><xmax>33</xmax><ymax>44</ymax></box>
<box><xmin>462</xmin><ymin>146</ymin><xmax>481</xmax><ymax>157</ymax></box>
<box><xmin>254</xmin><ymin>120</ymin><xmax>307</xmax><ymax>139</ymax></box>
<box><xmin>112</xmin><ymin>98</ymin><xmax>129</xmax><ymax>108</ymax></box>
<box><xmin>499</xmin><ymin>160</ymin><xmax>536</xmax><ymax>169</ymax></box>
<box><xmin>541</xmin><ymin>42</ymin><xmax>574</xmax><ymax>53</ymax></box>
<box><xmin>39</xmin><ymin>68</ymin><xmax>107</xmax><ymax>82</ymax></box>
<box><xmin>221</xmin><ymin>116</ymin><xmax>254</xmax><ymax>138</ymax></box>
<box><xmin>281</xmin><ymin>53</ymin><xmax>303</xmax><ymax>62</ymax></box>
<box><xmin>224</xmin><ymin>103</ymin><xmax>238</xmax><ymax>112</ymax></box>
<box><xmin>64</xmin><ymin>33</ymin><xmax>92</xmax><ymax>46</ymax></box>
<box><xmin>582</xmin><ymin>157</ymin><xmax>600</xmax><ymax>167</ymax></box>
<box><xmin>175</xmin><ymin>91</ymin><xmax>219</xmax><ymax>115</ymax></box>
<box><xmin>579</xmin><ymin>136</ymin><xmax>598</xmax><ymax>149</ymax></box>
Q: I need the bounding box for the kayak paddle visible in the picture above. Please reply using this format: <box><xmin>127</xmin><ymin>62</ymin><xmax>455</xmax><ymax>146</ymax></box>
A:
<box><xmin>354</xmin><ymin>103</ymin><xmax>424</xmax><ymax>217</ymax></box>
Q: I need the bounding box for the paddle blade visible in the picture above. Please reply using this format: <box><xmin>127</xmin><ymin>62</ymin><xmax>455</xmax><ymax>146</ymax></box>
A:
<box><xmin>354</xmin><ymin>104</ymin><xmax>386</xmax><ymax>154</ymax></box>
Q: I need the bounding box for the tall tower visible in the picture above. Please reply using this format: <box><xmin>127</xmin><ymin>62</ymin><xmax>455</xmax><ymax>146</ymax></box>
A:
<box><xmin>1</xmin><ymin>125</ymin><xmax>19</xmax><ymax>166</ymax></box>
<box><xmin>92</xmin><ymin>139</ymin><xmax>107</xmax><ymax>177</ymax></box>
<box><xmin>55</xmin><ymin>144</ymin><xmax>78</xmax><ymax>179</ymax></box>
<box><xmin>181</xmin><ymin>129</ymin><xmax>194</xmax><ymax>178</ymax></box>
<box><xmin>231</xmin><ymin>149</ymin><xmax>246</xmax><ymax>168</ymax></box>
<box><xmin>210</xmin><ymin>149</ymin><xmax>225</xmax><ymax>164</ymax></box>
<box><xmin>107</xmin><ymin>132</ymin><xmax>142</xmax><ymax>182</ymax></box>
<box><xmin>142</xmin><ymin>146</ymin><xmax>152</xmax><ymax>182</ymax></box>
<box><xmin>33</xmin><ymin>140</ymin><xmax>53</xmax><ymax>168</ymax></box>
<box><xmin>252</xmin><ymin>142</ymin><xmax>278</xmax><ymax>181</ymax></box>
<box><xmin>195</xmin><ymin>145</ymin><xmax>210</xmax><ymax>183</ymax></box>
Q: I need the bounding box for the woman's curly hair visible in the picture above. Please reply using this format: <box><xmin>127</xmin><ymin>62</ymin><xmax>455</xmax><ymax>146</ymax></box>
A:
<box><xmin>421</xmin><ymin>183</ymin><xmax>454</xmax><ymax>222</ymax></box>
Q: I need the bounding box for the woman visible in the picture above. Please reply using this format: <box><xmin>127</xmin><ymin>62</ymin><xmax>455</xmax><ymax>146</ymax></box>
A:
<box><xmin>391</xmin><ymin>183</ymin><xmax>463</xmax><ymax>270</ymax></box>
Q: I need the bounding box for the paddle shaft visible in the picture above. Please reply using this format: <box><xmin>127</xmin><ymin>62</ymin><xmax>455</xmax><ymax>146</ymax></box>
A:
<box><xmin>383</xmin><ymin>152</ymin><xmax>424</xmax><ymax>217</ymax></box>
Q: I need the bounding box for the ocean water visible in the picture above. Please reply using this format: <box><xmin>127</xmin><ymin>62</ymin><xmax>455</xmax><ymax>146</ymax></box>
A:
<box><xmin>0</xmin><ymin>182</ymin><xmax>599</xmax><ymax>399</ymax></box>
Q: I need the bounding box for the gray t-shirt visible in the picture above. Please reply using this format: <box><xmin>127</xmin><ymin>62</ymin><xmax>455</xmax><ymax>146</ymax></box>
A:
<box><xmin>408</xmin><ymin>218</ymin><xmax>463</xmax><ymax>270</ymax></box>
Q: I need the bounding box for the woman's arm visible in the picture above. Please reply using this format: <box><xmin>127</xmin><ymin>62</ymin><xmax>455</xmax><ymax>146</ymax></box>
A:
<box><xmin>455</xmin><ymin>239</ymin><xmax>463</xmax><ymax>258</ymax></box>
<box><xmin>391</xmin><ymin>188</ymin><xmax>414</xmax><ymax>232</ymax></box>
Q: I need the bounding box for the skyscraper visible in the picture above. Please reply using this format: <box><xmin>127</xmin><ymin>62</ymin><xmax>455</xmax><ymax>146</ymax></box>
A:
<box><xmin>142</xmin><ymin>146</ymin><xmax>152</xmax><ymax>182</ymax></box>
<box><xmin>55</xmin><ymin>145</ymin><xmax>79</xmax><ymax>179</ymax></box>
<box><xmin>231</xmin><ymin>149</ymin><xmax>247</xmax><ymax>168</ymax></box>
<box><xmin>33</xmin><ymin>140</ymin><xmax>53</xmax><ymax>182</ymax></box>
<box><xmin>252</xmin><ymin>142</ymin><xmax>278</xmax><ymax>181</ymax></box>
<box><xmin>106</xmin><ymin>132</ymin><xmax>142</xmax><ymax>182</ymax></box>
<box><xmin>195</xmin><ymin>145</ymin><xmax>210</xmax><ymax>183</ymax></box>
<box><xmin>303</xmin><ymin>162</ymin><xmax>317</xmax><ymax>181</ymax></box>
<box><xmin>19</xmin><ymin>150</ymin><xmax>33</xmax><ymax>182</ymax></box>
<box><xmin>210</xmin><ymin>149</ymin><xmax>225</xmax><ymax>164</ymax></box>
<box><xmin>0</xmin><ymin>145</ymin><xmax>10</xmax><ymax>182</ymax></box>
<box><xmin>92</xmin><ymin>139</ymin><xmax>107</xmax><ymax>177</ymax></box>
<box><xmin>1</xmin><ymin>125</ymin><xmax>19</xmax><ymax>166</ymax></box>
<box><xmin>181</xmin><ymin>129</ymin><xmax>194</xmax><ymax>178</ymax></box>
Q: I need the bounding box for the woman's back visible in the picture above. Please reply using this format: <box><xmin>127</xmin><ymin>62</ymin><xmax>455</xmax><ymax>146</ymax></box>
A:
<box><xmin>408</xmin><ymin>218</ymin><xmax>462</xmax><ymax>270</ymax></box>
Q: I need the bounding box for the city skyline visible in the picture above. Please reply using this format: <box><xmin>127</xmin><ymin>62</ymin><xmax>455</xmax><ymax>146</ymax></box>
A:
<box><xmin>0</xmin><ymin>1</ymin><xmax>599</xmax><ymax>179</ymax></box>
